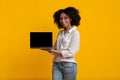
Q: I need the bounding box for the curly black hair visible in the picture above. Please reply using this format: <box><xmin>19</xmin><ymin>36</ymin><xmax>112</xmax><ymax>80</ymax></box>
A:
<box><xmin>53</xmin><ymin>7</ymin><xmax>81</xmax><ymax>29</ymax></box>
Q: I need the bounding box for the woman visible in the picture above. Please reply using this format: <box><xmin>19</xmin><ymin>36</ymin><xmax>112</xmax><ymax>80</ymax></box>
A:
<box><xmin>43</xmin><ymin>7</ymin><xmax>81</xmax><ymax>80</ymax></box>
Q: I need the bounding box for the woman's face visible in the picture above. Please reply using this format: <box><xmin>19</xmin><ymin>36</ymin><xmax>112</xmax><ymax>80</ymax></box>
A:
<box><xmin>59</xmin><ymin>13</ymin><xmax>72</xmax><ymax>28</ymax></box>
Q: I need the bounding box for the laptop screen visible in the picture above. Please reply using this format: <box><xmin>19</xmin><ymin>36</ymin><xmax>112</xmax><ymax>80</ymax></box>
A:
<box><xmin>30</xmin><ymin>32</ymin><xmax>52</xmax><ymax>49</ymax></box>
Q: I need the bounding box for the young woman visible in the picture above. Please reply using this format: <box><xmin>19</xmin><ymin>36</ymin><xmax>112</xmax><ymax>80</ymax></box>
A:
<box><xmin>43</xmin><ymin>7</ymin><xmax>81</xmax><ymax>80</ymax></box>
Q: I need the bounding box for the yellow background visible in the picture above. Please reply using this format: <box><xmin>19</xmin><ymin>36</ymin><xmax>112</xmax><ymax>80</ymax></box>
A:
<box><xmin>0</xmin><ymin>0</ymin><xmax>120</xmax><ymax>80</ymax></box>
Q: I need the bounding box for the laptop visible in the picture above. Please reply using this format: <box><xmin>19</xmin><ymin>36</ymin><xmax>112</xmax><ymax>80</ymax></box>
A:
<box><xmin>30</xmin><ymin>32</ymin><xmax>52</xmax><ymax>49</ymax></box>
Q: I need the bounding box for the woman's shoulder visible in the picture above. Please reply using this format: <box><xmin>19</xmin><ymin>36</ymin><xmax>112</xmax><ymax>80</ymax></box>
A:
<box><xmin>72</xmin><ymin>27</ymin><xmax>80</xmax><ymax>34</ymax></box>
<box><xmin>71</xmin><ymin>28</ymin><xmax>80</xmax><ymax>38</ymax></box>
<box><xmin>56</xmin><ymin>29</ymin><xmax>64</xmax><ymax>37</ymax></box>
<box><xmin>58</xmin><ymin>29</ymin><xmax>64</xmax><ymax>34</ymax></box>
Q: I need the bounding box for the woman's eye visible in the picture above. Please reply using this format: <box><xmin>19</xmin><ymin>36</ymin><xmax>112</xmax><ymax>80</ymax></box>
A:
<box><xmin>64</xmin><ymin>17</ymin><xmax>68</xmax><ymax>19</ymax></box>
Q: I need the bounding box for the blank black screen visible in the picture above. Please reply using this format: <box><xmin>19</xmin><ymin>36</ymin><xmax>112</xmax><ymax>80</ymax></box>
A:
<box><xmin>30</xmin><ymin>32</ymin><xmax>52</xmax><ymax>48</ymax></box>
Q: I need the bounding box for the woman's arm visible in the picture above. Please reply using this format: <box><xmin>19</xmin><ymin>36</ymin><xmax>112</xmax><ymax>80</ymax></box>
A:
<box><xmin>48</xmin><ymin>31</ymin><xmax>80</xmax><ymax>58</ymax></box>
<box><xmin>60</xmin><ymin>31</ymin><xmax>80</xmax><ymax>58</ymax></box>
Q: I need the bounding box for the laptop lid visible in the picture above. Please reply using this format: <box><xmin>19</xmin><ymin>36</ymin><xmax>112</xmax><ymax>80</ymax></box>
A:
<box><xmin>30</xmin><ymin>32</ymin><xmax>52</xmax><ymax>49</ymax></box>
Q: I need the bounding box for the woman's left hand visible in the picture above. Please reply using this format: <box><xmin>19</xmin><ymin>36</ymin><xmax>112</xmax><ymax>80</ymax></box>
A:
<box><xmin>49</xmin><ymin>49</ymin><xmax>62</xmax><ymax>55</ymax></box>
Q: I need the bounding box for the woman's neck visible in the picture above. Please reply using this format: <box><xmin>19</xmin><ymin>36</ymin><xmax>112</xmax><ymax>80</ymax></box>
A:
<box><xmin>64</xmin><ymin>25</ymin><xmax>73</xmax><ymax>31</ymax></box>
<box><xmin>64</xmin><ymin>25</ymin><xmax>73</xmax><ymax>34</ymax></box>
